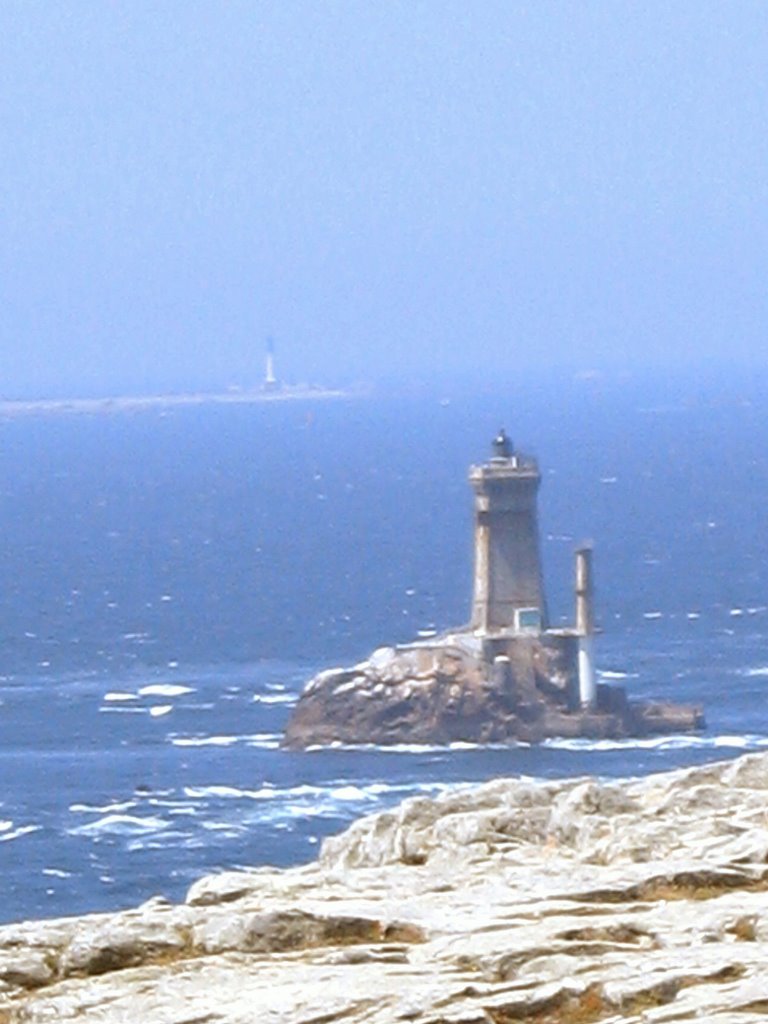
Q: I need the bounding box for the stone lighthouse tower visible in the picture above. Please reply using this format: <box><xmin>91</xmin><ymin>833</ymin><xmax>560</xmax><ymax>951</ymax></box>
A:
<box><xmin>469</xmin><ymin>429</ymin><xmax>548</xmax><ymax>634</ymax></box>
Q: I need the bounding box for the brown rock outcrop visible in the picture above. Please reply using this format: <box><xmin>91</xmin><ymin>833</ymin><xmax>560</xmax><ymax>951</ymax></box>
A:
<box><xmin>283</xmin><ymin>633</ymin><xmax>703</xmax><ymax>748</ymax></box>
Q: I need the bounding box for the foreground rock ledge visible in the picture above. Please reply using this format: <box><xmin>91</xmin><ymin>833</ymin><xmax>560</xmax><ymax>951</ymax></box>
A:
<box><xmin>284</xmin><ymin>634</ymin><xmax>704</xmax><ymax>748</ymax></box>
<box><xmin>2</xmin><ymin>755</ymin><xmax>768</xmax><ymax>1020</ymax></box>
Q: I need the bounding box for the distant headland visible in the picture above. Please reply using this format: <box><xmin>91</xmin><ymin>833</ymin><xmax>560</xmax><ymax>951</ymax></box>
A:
<box><xmin>0</xmin><ymin>384</ymin><xmax>355</xmax><ymax>419</ymax></box>
<box><xmin>0</xmin><ymin>339</ymin><xmax>359</xmax><ymax>417</ymax></box>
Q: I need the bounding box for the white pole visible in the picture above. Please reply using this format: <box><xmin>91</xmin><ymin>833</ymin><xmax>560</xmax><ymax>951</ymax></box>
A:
<box><xmin>575</xmin><ymin>547</ymin><xmax>597</xmax><ymax>708</ymax></box>
<box><xmin>578</xmin><ymin>634</ymin><xmax>596</xmax><ymax>708</ymax></box>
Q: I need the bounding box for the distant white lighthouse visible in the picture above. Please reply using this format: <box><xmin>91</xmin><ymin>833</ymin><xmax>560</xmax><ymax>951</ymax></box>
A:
<box><xmin>264</xmin><ymin>337</ymin><xmax>279</xmax><ymax>391</ymax></box>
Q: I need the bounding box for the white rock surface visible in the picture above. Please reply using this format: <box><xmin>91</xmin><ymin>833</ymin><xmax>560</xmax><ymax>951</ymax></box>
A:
<box><xmin>3</xmin><ymin>753</ymin><xmax>768</xmax><ymax>1021</ymax></box>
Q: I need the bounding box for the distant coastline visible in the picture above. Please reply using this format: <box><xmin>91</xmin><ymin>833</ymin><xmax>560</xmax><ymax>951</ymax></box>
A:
<box><xmin>0</xmin><ymin>385</ymin><xmax>357</xmax><ymax>418</ymax></box>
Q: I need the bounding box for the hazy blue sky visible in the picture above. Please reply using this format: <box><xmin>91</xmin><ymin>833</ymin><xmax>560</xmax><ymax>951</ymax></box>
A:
<box><xmin>1</xmin><ymin>2</ymin><xmax>767</xmax><ymax>396</ymax></box>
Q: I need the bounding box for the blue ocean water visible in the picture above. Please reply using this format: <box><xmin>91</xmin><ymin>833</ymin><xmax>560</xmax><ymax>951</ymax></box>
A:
<box><xmin>1</xmin><ymin>374</ymin><xmax>767</xmax><ymax>923</ymax></box>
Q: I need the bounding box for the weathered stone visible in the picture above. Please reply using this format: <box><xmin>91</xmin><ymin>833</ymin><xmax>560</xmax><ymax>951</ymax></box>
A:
<box><xmin>3</xmin><ymin>754</ymin><xmax>768</xmax><ymax>1021</ymax></box>
<box><xmin>0</xmin><ymin>951</ymin><xmax>54</xmax><ymax>989</ymax></box>
<box><xmin>191</xmin><ymin>909</ymin><xmax>383</xmax><ymax>955</ymax></box>
<box><xmin>59</xmin><ymin>914</ymin><xmax>191</xmax><ymax>976</ymax></box>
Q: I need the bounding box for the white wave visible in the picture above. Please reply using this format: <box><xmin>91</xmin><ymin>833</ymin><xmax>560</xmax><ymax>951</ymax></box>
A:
<box><xmin>69</xmin><ymin>800</ymin><xmax>136</xmax><ymax>814</ymax></box>
<box><xmin>170</xmin><ymin>735</ymin><xmax>241</xmax><ymax>748</ymax></box>
<box><xmin>42</xmin><ymin>868</ymin><xmax>72</xmax><ymax>878</ymax></box>
<box><xmin>303</xmin><ymin>740</ymin><xmax>528</xmax><ymax>753</ymax></box>
<box><xmin>184</xmin><ymin>784</ymin><xmax>258</xmax><ymax>800</ymax></box>
<box><xmin>149</xmin><ymin>705</ymin><xmax>173</xmax><ymax>717</ymax></box>
<box><xmin>0</xmin><ymin>825</ymin><xmax>41</xmax><ymax>843</ymax></box>
<box><xmin>742</xmin><ymin>666</ymin><xmax>768</xmax><ymax>678</ymax></box>
<box><xmin>730</xmin><ymin>608</ymin><xmax>744</xmax><ymax>617</ymax></box>
<box><xmin>245</xmin><ymin>738</ymin><xmax>281</xmax><ymax>750</ymax></box>
<box><xmin>265</xmin><ymin>682</ymin><xmax>287</xmax><ymax>692</ymax></box>
<box><xmin>0</xmin><ymin>820</ymin><xmax>13</xmax><ymax>832</ymax></box>
<box><xmin>711</xmin><ymin>735</ymin><xmax>753</xmax><ymax>748</ymax></box>
<box><xmin>643</xmin><ymin>611</ymin><xmax>663</xmax><ymax>620</ymax></box>
<box><xmin>251</xmin><ymin>693</ymin><xmax>297</xmax><ymax>705</ymax></box>
<box><xmin>70</xmin><ymin>814</ymin><xmax>170</xmax><ymax>836</ymax></box>
<box><xmin>103</xmin><ymin>692</ymin><xmax>137</xmax><ymax>702</ymax></box>
<box><xmin>598</xmin><ymin>670</ymin><xmax>638</xmax><ymax>680</ymax></box>
<box><xmin>686</xmin><ymin>612</ymin><xmax>700</xmax><ymax>620</ymax></box>
<box><xmin>329</xmin><ymin>785</ymin><xmax>374</xmax><ymax>801</ymax></box>
<box><xmin>303</xmin><ymin>741</ymin><xmax>443</xmax><ymax>754</ymax></box>
<box><xmin>138</xmin><ymin>684</ymin><xmax>194</xmax><ymax>698</ymax></box>
<box><xmin>171</xmin><ymin>732</ymin><xmax>281</xmax><ymax>749</ymax></box>
<box><xmin>542</xmin><ymin>734</ymin><xmax>768</xmax><ymax>753</ymax></box>
<box><xmin>184</xmin><ymin>783</ymin><xmax>314</xmax><ymax>801</ymax></box>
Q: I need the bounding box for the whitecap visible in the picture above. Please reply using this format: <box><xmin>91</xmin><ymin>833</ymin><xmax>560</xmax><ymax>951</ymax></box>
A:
<box><xmin>329</xmin><ymin>785</ymin><xmax>372</xmax><ymax>801</ymax></box>
<box><xmin>149</xmin><ymin>705</ymin><xmax>173</xmax><ymax>717</ymax></box>
<box><xmin>0</xmin><ymin>825</ymin><xmax>41</xmax><ymax>843</ymax></box>
<box><xmin>251</xmin><ymin>693</ymin><xmax>297</xmax><ymax>705</ymax></box>
<box><xmin>70</xmin><ymin>814</ymin><xmax>169</xmax><ymax>836</ymax></box>
<box><xmin>70</xmin><ymin>800</ymin><xmax>136</xmax><ymax>814</ymax></box>
<box><xmin>598</xmin><ymin>670</ymin><xmax>638</xmax><ymax>680</ymax></box>
<box><xmin>245</xmin><ymin>737</ymin><xmax>281</xmax><ymax>750</ymax></box>
<box><xmin>103</xmin><ymin>692</ymin><xmax>137</xmax><ymax>702</ymax></box>
<box><xmin>730</xmin><ymin>608</ymin><xmax>744</xmax><ymax>617</ymax></box>
<box><xmin>643</xmin><ymin>611</ymin><xmax>663</xmax><ymax>620</ymax></box>
<box><xmin>138</xmin><ymin>684</ymin><xmax>194</xmax><ymax>698</ymax></box>
<box><xmin>183</xmin><ymin>784</ymin><xmax>255</xmax><ymax>799</ymax></box>
<box><xmin>42</xmin><ymin>868</ymin><xmax>72</xmax><ymax>878</ymax></box>
<box><xmin>741</xmin><ymin>667</ymin><xmax>768</xmax><ymax>678</ymax></box>
<box><xmin>184</xmin><ymin>783</ymin><xmax>313</xmax><ymax>802</ymax></box>
<box><xmin>170</xmin><ymin>735</ymin><xmax>240</xmax><ymax>748</ymax></box>
<box><xmin>542</xmin><ymin>734</ymin><xmax>768</xmax><ymax>753</ymax></box>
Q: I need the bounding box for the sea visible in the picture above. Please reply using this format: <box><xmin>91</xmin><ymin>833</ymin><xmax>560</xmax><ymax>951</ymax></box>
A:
<box><xmin>1</xmin><ymin>370</ymin><xmax>767</xmax><ymax>925</ymax></box>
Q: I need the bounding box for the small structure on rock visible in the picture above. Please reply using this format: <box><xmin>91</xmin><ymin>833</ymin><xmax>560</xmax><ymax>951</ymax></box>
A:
<box><xmin>283</xmin><ymin>432</ymin><xmax>704</xmax><ymax>748</ymax></box>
